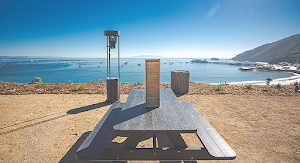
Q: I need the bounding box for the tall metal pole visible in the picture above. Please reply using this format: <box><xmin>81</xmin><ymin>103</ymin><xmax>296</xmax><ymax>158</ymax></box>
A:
<box><xmin>107</xmin><ymin>36</ymin><xmax>109</xmax><ymax>79</ymax></box>
<box><xmin>109</xmin><ymin>46</ymin><xmax>111</xmax><ymax>79</ymax></box>
<box><xmin>118</xmin><ymin>36</ymin><xmax>120</xmax><ymax>80</ymax></box>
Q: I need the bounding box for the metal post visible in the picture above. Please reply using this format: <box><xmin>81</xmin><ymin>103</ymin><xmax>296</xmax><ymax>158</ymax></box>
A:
<box><xmin>107</xmin><ymin>36</ymin><xmax>109</xmax><ymax>78</ymax></box>
<box><xmin>118</xmin><ymin>36</ymin><xmax>120</xmax><ymax>80</ymax></box>
<box><xmin>109</xmin><ymin>46</ymin><xmax>111</xmax><ymax>78</ymax></box>
<box><xmin>153</xmin><ymin>134</ymin><xmax>157</xmax><ymax>149</ymax></box>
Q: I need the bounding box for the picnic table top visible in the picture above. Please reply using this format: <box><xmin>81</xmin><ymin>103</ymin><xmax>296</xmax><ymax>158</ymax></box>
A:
<box><xmin>113</xmin><ymin>89</ymin><xmax>198</xmax><ymax>133</ymax></box>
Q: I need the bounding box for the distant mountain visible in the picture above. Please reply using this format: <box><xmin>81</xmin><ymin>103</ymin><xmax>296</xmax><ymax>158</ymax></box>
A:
<box><xmin>232</xmin><ymin>34</ymin><xmax>300</xmax><ymax>64</ymax></box>
<box><xmin>130</xmin><ymin>55</ymin><xmax>167</xmax><ymax>58</ymax></box>
<box><xmin>0</xmin><ymin>56</ymin><xmax>54</xmax><ymax>60</ymax></box>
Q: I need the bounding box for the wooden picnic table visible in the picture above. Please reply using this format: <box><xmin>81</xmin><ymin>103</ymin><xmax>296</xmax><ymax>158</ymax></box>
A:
<box><xmin>76</xmin><ymin>89</ymin><xmax>236</xmax><ymax>161</ymax></box>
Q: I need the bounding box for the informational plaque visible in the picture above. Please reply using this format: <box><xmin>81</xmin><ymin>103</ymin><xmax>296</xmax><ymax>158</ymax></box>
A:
<box><xmin>145</xmin><ymin>59</ymin><xmax>160</xmax><ymax>108</ymax></box>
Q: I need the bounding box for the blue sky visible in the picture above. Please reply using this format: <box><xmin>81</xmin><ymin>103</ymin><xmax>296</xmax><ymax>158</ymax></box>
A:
<box><xmin>0</xmin><ymin>0</ymin><xmax>299</xmax><ymax>58</ymax></box>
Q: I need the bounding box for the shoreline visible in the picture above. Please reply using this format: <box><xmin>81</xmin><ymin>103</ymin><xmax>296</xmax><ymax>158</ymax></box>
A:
<box><xmin>1</xmin><ymin>72</ymin><xmax>299</xmax><ymax>86</ymax></box>
<box><xmin>224</xmin><ymin>73</ymin><xmax>300</xmax><ymax>86</ymax></box>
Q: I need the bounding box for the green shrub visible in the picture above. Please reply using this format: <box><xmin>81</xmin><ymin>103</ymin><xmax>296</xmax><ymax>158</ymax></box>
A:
<box><xmin>90</xmin><ymin>79</ymin><xmax>96</xmax><ymax>84</ymax></box>
<box><xmin>34</xmin><ymin>77</ymin><xmax>42</xmax><ymax>83</ymax></box>
<box><xmin>215</xmin><ymin>85</ymin><xmax>223</xmax><ymax>91</ymax></box>
<box><xmin>136</xmin><ymin>81</ymin><xmax>143</xmax><ymax>85</ymax></box>
<box><xmin>75</xmin><ymin>84</ymin><xmax>89</xmax><ymax>91</ymax></box>
<box><xmin>276</xmin><ymin>83</ymin><xmax>281</xmax><ymax>88</ymax></box>
<box><xmin>67</xmin><ymin>81</ymin><xmax>73</xmax><ymax>84</ymax></box>
<box><xmin>266</xmin><ymin>77</ymin><xmax>272</xmax><ymax>85</ymax></box>
<box><xmin>98</xmin><ymin>79</ymin><xmax>105</xmax><ymax>83</ymax></box>
<box><xmin>245</xmin><ymin>84</ymin><xmax>253</xmax><ymax>89</ymax></box>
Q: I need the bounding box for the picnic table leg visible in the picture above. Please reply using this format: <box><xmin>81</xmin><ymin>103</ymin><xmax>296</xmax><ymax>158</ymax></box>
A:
<box><xmin>122</xmin><ymin>133</ymin><xmax>144</xmax><ymax>148</ymax></box>
<box><xmin>166</xmin><ymin>133</ymin><xmax>187</xmax><ymax>148</ymax></box>
<box><xmin>153</xmin><ymin>134</ymin><xmax>157</xmax><ymax>149</ymax></box>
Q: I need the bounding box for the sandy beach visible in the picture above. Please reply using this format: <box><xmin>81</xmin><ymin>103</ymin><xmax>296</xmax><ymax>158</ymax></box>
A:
<box><xmin>226</xmin><ymin>73</ymin><xmax>300</xmax><ymax>86</ymax></box>
<box><xmin>0</xmin><ymin>83</ymin><xmax>299</xmax><ymax>163</ymax></box>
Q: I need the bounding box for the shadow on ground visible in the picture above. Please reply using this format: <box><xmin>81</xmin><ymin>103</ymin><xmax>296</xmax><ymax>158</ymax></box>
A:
<box><xmin>0</xmin><ymin>101</ymin><xmax>110</xmax><ymax>135</ymax></box>
<box><xmin>60</xmin><ymin>132</ymin><xmax>195</xmax><ymax>163</ymax></box>
<box><xmin>59</xmin><ymin>131</ymin><xmax>126</xmax><ymax>163</ymax></box>
<box><xmin>67</xmin><ymin>102</ymin><xmax>109</xmax><ymax>114</ymax></box>
<box><xmin>59</xmin><ymin>131</ymin><xmax>94</xmax><ymax>163</ymax></box>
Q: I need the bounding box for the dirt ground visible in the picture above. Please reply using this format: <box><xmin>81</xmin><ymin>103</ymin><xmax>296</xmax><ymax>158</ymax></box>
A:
<box><xmin>0</xmin><ymin>93</ymin><xmax>299</xmax><ymax>163</ymax></box>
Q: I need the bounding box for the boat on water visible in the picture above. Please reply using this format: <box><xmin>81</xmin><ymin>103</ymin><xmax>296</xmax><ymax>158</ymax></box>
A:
<box><xmin>239</xmin><ymin>67</ymin><xmax>253</xmax><ymax>71</ymax></box>
<box><xmin>191</xmin><ymin>59</ymin><xmax>208</xmax><ymax>63</ymax></box>
<box><xmin>211</xmin><ymin>57</ymin><xmax>219</xmax><ymax>61</ymax></box>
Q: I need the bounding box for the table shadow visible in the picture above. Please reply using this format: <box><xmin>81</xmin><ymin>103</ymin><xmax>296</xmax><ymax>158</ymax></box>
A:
<box><xmin>67</xmin><ymin>102</ymin><xmax>109</xmax><ymax>114</ymax></box>
<box><xmin>63</xmin><ymin>132</ymin><xmax>195</xmax><ymax>163</ymax></box>
<box><xmin>58</xmin><ymin>131</ymin><xmax>94</xmax><ymax>163</ymax></box>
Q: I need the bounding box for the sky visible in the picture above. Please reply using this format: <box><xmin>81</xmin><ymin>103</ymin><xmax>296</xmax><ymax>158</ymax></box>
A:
<box><xmin>0</xmin><ymin>0</ymin><xmax>300</xmax><ymax>59</ymax></box>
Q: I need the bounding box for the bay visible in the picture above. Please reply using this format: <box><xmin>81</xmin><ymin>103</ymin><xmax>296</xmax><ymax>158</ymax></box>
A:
<box><xmin>0</xmin><ymin>58</ymin><xmax>295</xmax><ymax>85</ymax></box>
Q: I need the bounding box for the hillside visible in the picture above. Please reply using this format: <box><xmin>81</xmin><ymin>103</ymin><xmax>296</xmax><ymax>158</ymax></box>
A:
<box><xmin>232</xmin><ymin>33</ymin><xmax>300</xmax><ymax>63</ymax></box>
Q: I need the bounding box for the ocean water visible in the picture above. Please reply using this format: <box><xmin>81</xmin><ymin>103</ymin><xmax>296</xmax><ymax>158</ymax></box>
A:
<box><xmin>0</xmin><ymin>58</ymin><xmax>295</xmax><ymax>85</ymax></box>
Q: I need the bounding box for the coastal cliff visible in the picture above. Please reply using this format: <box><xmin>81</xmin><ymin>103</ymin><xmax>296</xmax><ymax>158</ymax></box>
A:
<box><xmin>232</xmin><ymin>33</ymin><xmax>300</xmax><ymax>64</ymax></box>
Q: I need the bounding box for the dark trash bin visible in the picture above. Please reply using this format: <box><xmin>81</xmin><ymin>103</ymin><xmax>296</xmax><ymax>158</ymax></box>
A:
<box><xmin>171</xmin><ymin>70</ymin><xmax>190</xmax><ymax>95</ymax></box>
<box><xmin>106</xmin><ymin>77</ymin><xmax>120</xmax><ymax>103</ymax></box>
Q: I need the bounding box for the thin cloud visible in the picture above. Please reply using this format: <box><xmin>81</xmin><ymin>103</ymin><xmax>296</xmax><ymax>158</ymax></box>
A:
<box><xmin>205</xmin><ymin>3</ymin><xmax>221</xmax><ymax>20</ymax></box>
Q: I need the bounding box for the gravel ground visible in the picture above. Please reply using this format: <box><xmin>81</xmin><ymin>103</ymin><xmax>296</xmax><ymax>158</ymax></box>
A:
<box><xmin>0</xmin><ymin>82</ymin><xmax>299</xmax><ymax>96</ymax></box>
<box><xmin>0</xmin><ymin>83</ymin><xmax>299</xmax><ymax>163</ymax></box>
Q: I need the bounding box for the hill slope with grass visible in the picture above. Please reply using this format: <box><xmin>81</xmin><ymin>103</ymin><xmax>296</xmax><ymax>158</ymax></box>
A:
<box><xmin>232</xmin><ymin>33</ymin><xmax>300</xmax><ymax>63</ymax></box>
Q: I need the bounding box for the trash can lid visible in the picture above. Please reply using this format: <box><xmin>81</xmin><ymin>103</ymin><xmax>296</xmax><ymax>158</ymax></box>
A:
<box><xmin>171</xmin><ymin>70</ymin><xmax>189</xmax><ymax>73</ymax></box>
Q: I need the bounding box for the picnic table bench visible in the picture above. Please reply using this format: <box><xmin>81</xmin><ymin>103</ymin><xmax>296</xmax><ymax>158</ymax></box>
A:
<box><xmin>76</xmin><ymin>89</ymin><xmax>236</xmax><ymax>161</ymax></box>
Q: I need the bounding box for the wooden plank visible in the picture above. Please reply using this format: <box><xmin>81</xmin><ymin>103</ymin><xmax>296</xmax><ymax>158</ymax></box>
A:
<box><xmin>160</xmin><ymin>89</ymin><xmax>185</xmax><ymax>131</ymax></box>
<box><xmin>146</xmin><ymin>86</ymin><xmax>159</xmax><ymax>90</ymax></box>
<box><xmin>146</xmin><ymin>70</ymin><xmax>159</xmax><ymax>73</ymax></box>
<box><xmin>163</xmin><ymin>90</ymin><xmax>198</xmax><ymax>131</ymax></box>
<box><xmin>148</xmin><ymin>71</ymin><xmax>159</xmax><ymax>77</ymax></box>
<box><xmin>115</xmin><ymin>90</ymin><xmax>146</xmax><ymax>132</ymax></box>
<box><xmin>146</xmin><ymin>94</ymin><xmax>159</xmax><ymax>97</ymax></box>
<box><xmin>146</xmin><ymin>82</ymin><xmax>159</xmax><ymax>86</ymax></box>
<box><xmin>147</xmin><ymin>97</ymin><xmax>159</xmax><ymax>100</ymax></box>
<box><xmin>145</xmin><ymin>59</ymin><xmax>160</xmax><ymax>108</ymax></box>
<box><xmin>146</xmin><ymin>101</ymin><xmax>159</xmax><ymax>104</ymax></box>
<box><xmin>146</xmin><ymin>64</ymin><xmax>159</xmax><ymax>67</ymax></box>
<box><xmin>146</xmin><ymin>97</ymin><xmax>159</xmax><ymax>100</ymax></box>
<box><xmin>146</xmin><ymin>90</ymin><xmax>160</xmax><ymax>93</ymax></box>
<box><xmin>114</xmin><ymin>90</ymin><xmax>141</xmax><ymax>131</ymax></box>
<box><xmin>180</xmin><ymin>102</ymin><xmax>224</xmax><ymax>157</ymax></box>
<box><xmin>146</xmin><ymin>81</ymin><xmax>159</xmax><ymax>84</ymax></box>
<box><xmin>144</xmin><ymin>103</ymin><xmax>159</xmax><ymax>108</ymax></box>
<box><xmin>181</xmin><ymin>102</ymin><xmax>236</xmax><ymax>158</ymax></box>
<box><xmin>153</xmin><ymin>103</ymin><xmax>170</xmax><ymax>131</ymax></box>
<box><xmin>140</xmin><ymin>105</ymin><xmax>156</xmax><ymax>131</ymax></box>
<box><xmin>76</xmin><ymin>103</ymin><xmax>124</xmax><ymax>158</ymax></box>
<box><xmin>146</xmin><ymin>61</ymin><xmax>159</xmax><ymax>64</ymax></box>
<box><xmin>127</xmin><ymin>92</ymin><xmax>145</xmax><ymax>131</ymax></box>
<box><xmin>146</xmin><ymin>77</ymin><xmax>159</xmax><ymax>80</ymax></box>
<box><xmin>146</xmin><ymin>61</ymin><xmax>159</xmax><ymax>63</ymax></box>
<box><xmin>162</xmin><ymin>89</ymin><xmax>180</xmax><ymax>103</ymax></box>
